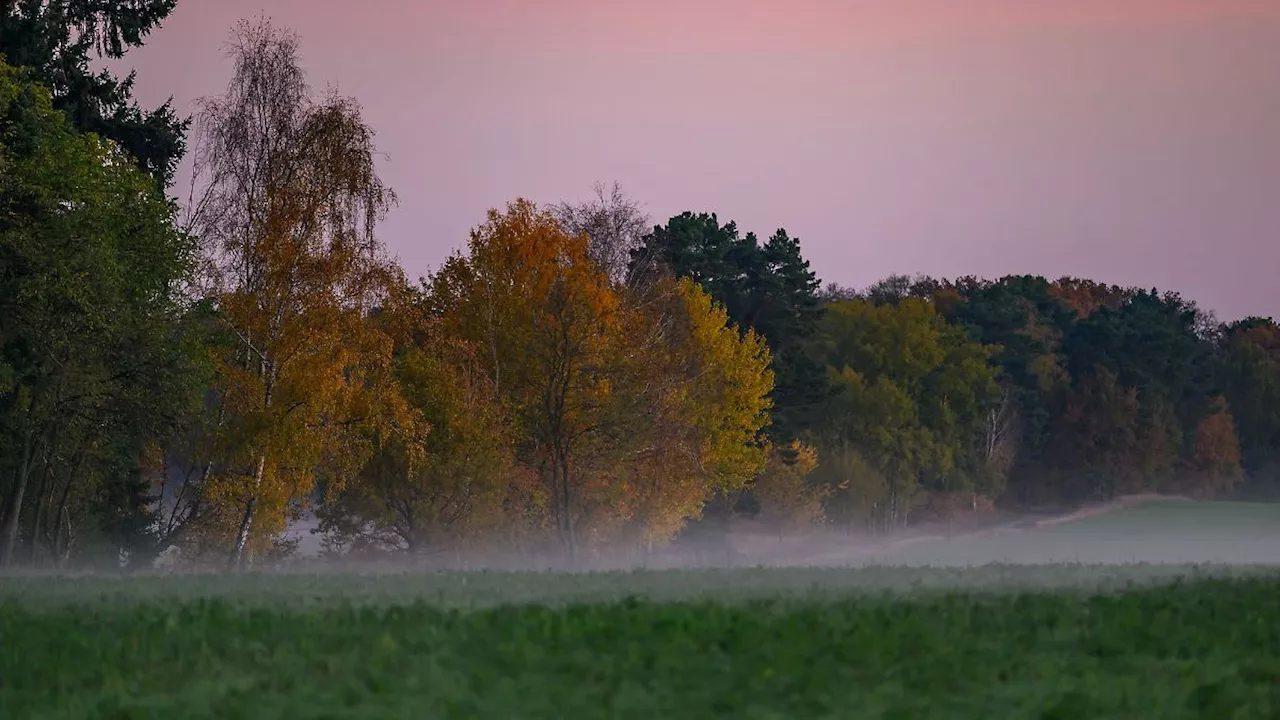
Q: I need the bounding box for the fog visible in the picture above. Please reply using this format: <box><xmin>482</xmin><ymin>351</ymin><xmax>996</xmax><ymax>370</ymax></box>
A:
<box><xmin>169</xmin><ymin>496</ymin><xmax>1277</xmax><ymax>576</ymax></box>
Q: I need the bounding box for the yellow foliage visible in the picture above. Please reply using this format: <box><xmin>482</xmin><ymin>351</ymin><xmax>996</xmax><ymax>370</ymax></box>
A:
<box><xmin>424</xmin><ymin>205</ymin><xmax>775</xmax><ymax>556</ymax></box>
<box><xmin>675</xmin><ymin>278</ymin><xmax>774</xmax><ymax>487</ymax></box>
<box><xmin>319</xmin><ymin>327</ymin><xmax>543</xmax><ymax>556</ymax></box>
<box><xmin>1184</xmin><ymin>402</ymin><xmax>1244</xmax><ymax>498</ymax></box>
<box><xmin>753</xmin><ymin>441</ymin><xmax>825</xmax><ymax>532</ymax></box>
<box><xmin>428</xmin><ymin>200</ymin><xmax>619</xmax><ymax>555</ymax></box>
<box><xmin>600</xmin><ymin>277</ymin><xmax>774</xmax><ymax>548</ymax></box>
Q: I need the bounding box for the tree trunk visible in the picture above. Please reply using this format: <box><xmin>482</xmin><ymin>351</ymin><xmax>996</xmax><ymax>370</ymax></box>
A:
<box><xmin>559</xmin><ymin>453</ymin><xmax>576</xmax><ymax>562</ymax></box>
<box><xmin>51</xmin><ymin>463</ymin><xmax>76</xmax><ymax>564</ymax></box>
<box><xmin>55</xmin><ymin>504</ymin><xmax>73</xmax><ymax>568</ymax></box>
<box><xmin>0</xmin><ymin>432</ymin><xmax>38</xmax><ymax>568</ymax></box>
<box><xmin>228</xmin><ymin>454</ymin><xmax>266</xmax><ymax>571</ymax></box>
<box><xmin>28</xmin><ymin>464</ymin><xmax>52</xmax><ymax>565</ymax></box>
<box><xmin>229</xmin><ymin>363</ymin><xmax>273</xmax><ymax>572</ymax></box>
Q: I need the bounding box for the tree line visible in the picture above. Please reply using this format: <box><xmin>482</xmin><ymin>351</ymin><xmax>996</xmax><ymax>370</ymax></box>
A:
<box><xmin>2</xmin><ymin>7</ymin><xmax>1277</xmax><ymax>570</ymax></box>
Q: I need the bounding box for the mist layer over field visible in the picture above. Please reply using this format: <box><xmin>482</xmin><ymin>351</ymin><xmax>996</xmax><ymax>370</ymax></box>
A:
<box><xmin>4</xmin><ymin>500</ymin><xmax>1279</xmax><ymax>719</ymax></box>
<box><xmin>6</xmin><ymin>498</ymin><xmax>1278</xmax><ymax>601</ymax></box>
<box><xmin>245</xmin><ymin>497</ymin><xmax>1280</xmax><ymax>576</ymax></box>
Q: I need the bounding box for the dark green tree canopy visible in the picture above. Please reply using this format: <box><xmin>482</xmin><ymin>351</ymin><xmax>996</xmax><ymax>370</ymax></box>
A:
<box><xmin>630</xmin><ymin>212</ymin><xmax>827</xmax><ymax>441</ymax></box>
<box><xmin>1220</xmin><ymin>317</ymin><xmax>1280</xmax><ymax>490</ymax></box>
<box><xmin>0</xmin><ymin>59</ymin><xmax>199</xmax><ymax>566</ymax></box>
<box><xmin>1</xmin><ymin>0</ymin><xmax>185</xmax><ymax>186</ymax></box>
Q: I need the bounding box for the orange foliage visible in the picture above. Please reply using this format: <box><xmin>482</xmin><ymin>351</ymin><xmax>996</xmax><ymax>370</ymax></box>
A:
<box><xmin>1184</xmin><ymin>401</ymin><xmax>1244</xmax><ymax>498</ymax></box>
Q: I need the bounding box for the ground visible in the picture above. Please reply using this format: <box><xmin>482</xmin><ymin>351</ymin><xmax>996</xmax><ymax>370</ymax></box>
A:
<box><xmin>2</xmin><ymin>499</ymin><xmax>1279</xmax><ymax>718</ymax></box>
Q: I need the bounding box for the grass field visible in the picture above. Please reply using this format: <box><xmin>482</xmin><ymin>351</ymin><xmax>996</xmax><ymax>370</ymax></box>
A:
<box><xmin>867</xmin><ymin>499</ymin><xmax>1280</xmax><ymax>566</ymax></box>
<box><xmin>3</xmin><ymin>500</ymin><xmax>1279</xmax><ymax>719</ymax></box>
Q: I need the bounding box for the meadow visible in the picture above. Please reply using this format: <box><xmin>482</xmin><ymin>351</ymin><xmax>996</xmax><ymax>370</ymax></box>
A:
<box><xmin>860</xmin><ymin>499</ymin><xmax>1280</xmax><ymax>567</ymax></box>
<box><xmin>3</xmin><ymin>500</ymin><xmax>1279</xmax><ymax>719</ymax></box>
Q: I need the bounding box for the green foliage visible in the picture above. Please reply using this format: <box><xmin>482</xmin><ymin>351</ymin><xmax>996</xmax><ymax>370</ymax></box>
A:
<box><xmin>3</xmin><ymin>6</ymin><xmax>1278</xmax><ymax>569</ymax></box>
<box><xmin>916</xmin><ymin>275</ymin><xmax>1258</xmax><ymax>506</ymax></box>
<box><xmin>631</xmin><ymin>213</ymin><xmax>826</xmax><ymax>441</ymax></box>
<box><xmin>1220</xmin><ymin>319</ymin><xmax>1280</xmax><ymax>494</ymax></box>
<box><xmin>0</xmin><ymin>0</ymin><xmax>186</xmax><ymax>185</ymax></box>
<box><xmin>2</xmin><ymin>571</ymin><xmax>1280</xmax><ymax>718</ymax></box>
<box><xmin>812</xmin><ymin>297</ymin><xmax>1002</xmax><ymax>526</ymax></box>
<box><xmin>0</xmin><ymin>59</ymin><xmax>199</xmax><ymax>567</ymax></box>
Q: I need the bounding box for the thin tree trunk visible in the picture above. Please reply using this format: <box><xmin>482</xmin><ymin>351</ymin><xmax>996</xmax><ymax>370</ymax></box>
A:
<box><xmin>228</xmin><ymin>454</ymin><xmax>266</xmax><ymax>570</ymax></box>
<box><xmin>28</xmin><ymin>464</ymin><xmax>52</xmax><ymax>565</ymax></box>
<box><xmin>51</xmin><ymin>462</ymin><xmax>78</xmax><ymax>567</ymax></box>
<box><xmin>55</xmin><ymin>504</ymin><xmax>73</xmax><ymax>568</ymax></box>
<box><xmin>165</xmin><ymin>405</ymin><xmax>225</xmax><ymax>549</ymax></box>
<box><xmin>0</xmin><ymin>431</ymin><xmax>39</xmax><ymax>568</ymax></box>
<box><xmin>229</xmin><ymin>363</ymin><xmax>273</xmax><ymax>571</ymax></box>
<box><xmin>559</xmin><ymin>452</ymin><xmax>576</xmax><ymax>562</ymax></box>
<box><xmin>551</xmin><ymin>460</ymin><xmax>568</xmax><ymax>558</ymax></box>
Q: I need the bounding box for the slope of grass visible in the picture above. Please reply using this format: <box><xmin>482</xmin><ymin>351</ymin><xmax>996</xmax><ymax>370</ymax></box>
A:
<box><xmin>875</xmin><ymin>500</ymin><xmax>1280</xmax><ymax>566</ymax></box>
<box><xmin>2</xmin><ymin>566</ymin><xmax>1280</xmax><ymax>719</ymax></box>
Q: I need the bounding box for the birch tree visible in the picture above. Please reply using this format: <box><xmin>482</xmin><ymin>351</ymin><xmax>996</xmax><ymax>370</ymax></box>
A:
<box><xmin>186</xmin><ymin>19</ymin><xmax>404</xmax><ymax>569</ymax></box>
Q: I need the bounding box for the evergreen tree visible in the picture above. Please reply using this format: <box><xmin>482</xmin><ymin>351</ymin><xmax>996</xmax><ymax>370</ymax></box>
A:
<box><xmin>1</xmin><ymin>0</ymin><xmax>186</xmax><ymax>186</ymax></box>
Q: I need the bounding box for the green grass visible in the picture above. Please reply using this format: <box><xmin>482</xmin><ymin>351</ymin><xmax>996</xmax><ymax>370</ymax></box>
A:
<box><xmin>3</xmin><ymin>564</ymin><xmax>1280</xmax><ymax>718</ymax></box>
<box><xmin>873</xmin><ymin>500</ymin><xmax>1280</xmax><ymax>566</ymax></box>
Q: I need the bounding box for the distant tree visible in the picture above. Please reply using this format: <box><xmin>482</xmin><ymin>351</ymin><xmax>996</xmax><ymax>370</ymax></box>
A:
<box><xmin>431</xmin><ymin>205</ymin><xmax>773</xmax><ymax>558</ymax></box>
<box><xmin>1182</xmin><ymin>399</ymin><xmax>1244</xmax><ymax>499</ymax></box>
<box><xmin>1049</xmin><ymin>277</ymin><xmax>1131</xmax><ymax>319</ymax></box>
<box><xmin>752</xmin><ymin>441</ymin><xmax>825</xmax><ymax>534</ymax></box>
<box><xmin>818</xmin><ymin>281</ymin><xmax>859</xmax><ymax>303</ymax></box>
<box><xmin>1063</xmin><ymin>289</ymin><xmax>1214</xmax><ymax>424</ymax></box>
<box><xmin>0</xmin><ymin>0</ymin><xmax>187</xmax><ymax>185</ymax></box>
<box><xmin>812</xmin><ymin>298</ymin><xmax>1002</xmax><ymax>526</ymax></box>
<box><xmin>550</xmin><ymin>182</ymin><xmax>649</xmax><ymax>284</ymax></box>
<box><xmin>862</xmin><ymin>274</ymin><xmax>942</xmax><ymax>307</ymax></box>
<box><xmin>941</xmin><ymin>275</ymin><xmax>1079</xmax><ymax>502</ymax></box>
<box><xmin>1044</xmin><ymin>365</ymin><xmax>1144</xmax><ymax>501</ymax></box>
<box><xmin>630</xmin><ymin>212</ymin><xmax>826</xmax><ymax>441</ymax></box>
<box><xmin>1220</xmin><ymin>318</ymin><xmax>1280</xmax><ymax>494</ymax></box>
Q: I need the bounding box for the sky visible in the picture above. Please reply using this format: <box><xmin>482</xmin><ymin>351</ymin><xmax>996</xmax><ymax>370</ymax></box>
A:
<box><xmin>117</xmin><ymin>0</ymin><xmax>1280</xmax><ymax>321</ymax></box>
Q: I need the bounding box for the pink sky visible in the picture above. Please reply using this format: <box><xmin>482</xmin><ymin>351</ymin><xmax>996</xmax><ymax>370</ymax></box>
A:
<box><xmin>119</xmin><ymin>0</ymin><xmax>1280</xmax><ymax>320</ymax></box>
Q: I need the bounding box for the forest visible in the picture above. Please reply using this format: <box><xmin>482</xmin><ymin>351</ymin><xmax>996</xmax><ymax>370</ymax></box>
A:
<box><xmin>2</xmin><ymin>6</ymin><xmax>1278</xmax><ymax>571</ymax></box>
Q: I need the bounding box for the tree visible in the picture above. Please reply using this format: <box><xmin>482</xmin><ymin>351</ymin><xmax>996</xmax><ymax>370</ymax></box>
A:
<box><xmin>1220</xmin><ymin>318</ymin><xmax>1280</xmax><ymax>495</ymax></box>
<box><xmin>1049</xmin><ymin>277</ymin><xmax>1130</xmax><ymax>319</ymax></box>
<box><xmin>430</xmin><ymin>199</ymin><xmax>619</xmax><ymax>558</ymax></box>
<box><xmin>185</xmin><ymin>20</ymin><xmax>405</xmax><ymax>569</ymax></box>
<box><xmin>614</xmin><ymin>277</ymin><xmax>774</xmax><ymax>548</ymax></box>
<box><xmin>317</xmin><ymin>327</ymin><xmax>535</xmax><ymax>558</ymax></box>
<box><xmin>430</xmin><ymin>206</ymin><xmax>774</xmax><ymax>559</ymax></box>
<box><xmin>1183</xmin><ymin>399</ymin><xmax>1244</xmax><ymax>499</ymax></box>
<box><xmin>1063</xmin><ymin>289</ymin><xmax>1214</xmax><ymax>424</ymax></box>
<box><xmin>862</xmin><ymin>274</ymin><xmax>942</xmax><ymax>307</ymax></box>
<box><xmin>0</xmin><ymin>0</ymin><xmax>187</xmax><ymax>185</ymax></box>
<box><xmin>1044</xmin><ymin>365</ymin><xmax>1144</xmax><ymax>502</ymax></box>
<box><xmin>752</xmin><ymin>441</ymin><xmax>825</xmax><ymax>535</ymax></box>
<box><xmin>811</xmin><ymin>298</ymin><xmax>1002</xmax><ymax>526</ymax></box>
<box><xmin>630</xmin><ymin>212</ymin><xmax>825</xmax><ymax>441</ymax></box>
<box><xmin>550</xmin><ymin>182</ymin><xmax>648</xmax><ymax>284</ymax></box>
<box><xmin>0</xmin><ymin>59</ymin><xmax>198</xmax><ymax>567</ymax></box>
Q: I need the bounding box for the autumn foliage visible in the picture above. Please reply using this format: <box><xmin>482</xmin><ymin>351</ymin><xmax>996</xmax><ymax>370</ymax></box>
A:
<box><xmin>2</xmin><ymin>16</ymin><xmax>1279</xmax><ymax>571</ymax></box>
